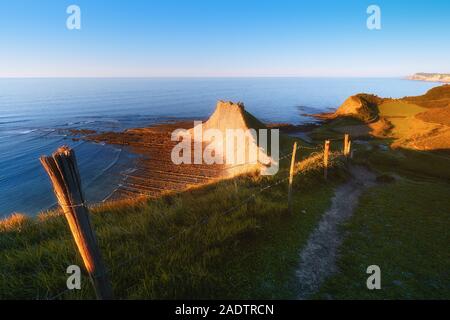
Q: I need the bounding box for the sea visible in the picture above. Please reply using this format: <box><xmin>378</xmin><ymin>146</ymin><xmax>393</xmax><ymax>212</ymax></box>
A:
<box><xmin>0</xmin><ymin>77</ymin><xmax>439</xmax><ymax>217</ymax></box>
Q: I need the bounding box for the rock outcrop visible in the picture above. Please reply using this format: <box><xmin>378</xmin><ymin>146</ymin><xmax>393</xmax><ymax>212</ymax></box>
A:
<box><xmin>189</xmin><ymin>101</ymin><xmax>276</xmax><ymax>176</ymax></box>
<box><xmin>333</xmin><ymin>94</ymin><xmax>383</xmax><ymax>122</ymax></box>
<box><xmin>322</xmin><ymin>85</ymin><xmax>450</xmax><ymax>151</ymax></box>
<box><xmin>408</xmin><ymin>73</ymin><xmax>450</xmax><ymax>83</ymax></box>
<box><xmin>196</xmin><ymin>100</ymin><xmax>266</xmax><ymax>132</ymax></box>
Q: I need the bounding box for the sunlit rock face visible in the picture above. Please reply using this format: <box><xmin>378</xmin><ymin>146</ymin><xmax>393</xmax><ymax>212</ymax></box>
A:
<box><xmin>188</xmin><ymin>101</ymin><xmax>275</xmax><ymax>177</ymax></box>
<box><xmin>334</xmin><ymin>94</ymin><xmax>382</xmax><ymax>123</ymax></box>
<box><xmin>409</xmin><ymin>73</ymin><xmax>450</xmax><ymax>83</ymax></box>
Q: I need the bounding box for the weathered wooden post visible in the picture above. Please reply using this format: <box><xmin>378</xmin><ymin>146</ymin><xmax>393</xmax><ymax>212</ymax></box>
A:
<box><xmin>288</xmin><ymin>142</ymin><xmax>297</xmax><ymax>214</ymax></box>
<box><xmin>344</xmin><ymin>134</ymin><xmax>349</xmax><ymax>157</ymax></box>
<box><xmin>40</xmin><ymin>146</ymin><xmax>113</xmax><ymax>300</ymax></box>
<box><xmin>324</xmin><ymin>140</ymin><xmax>330</xmax><ymax>180</ymax></box>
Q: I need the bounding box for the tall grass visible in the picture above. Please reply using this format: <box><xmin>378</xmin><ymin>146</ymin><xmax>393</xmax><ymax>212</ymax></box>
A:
<box><xmin>0</xmin><ymin>146</ymin><xmax>346</xmax><ymax>299</ymax></box>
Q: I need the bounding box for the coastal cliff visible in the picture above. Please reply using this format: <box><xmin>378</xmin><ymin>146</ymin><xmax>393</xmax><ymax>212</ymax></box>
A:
<box><xmin>408</xmin><ymin>73</ymin><xmax>450</xmax><ymax>83</ymax></box>
<box><xmin>313</xmin><ymin>84</ymin><xmax>450</xmax><ymax>151</ymax></box>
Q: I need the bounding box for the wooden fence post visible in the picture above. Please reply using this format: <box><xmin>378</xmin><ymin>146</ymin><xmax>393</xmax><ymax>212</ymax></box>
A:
<box><xmin>344</xmin><ymin>134</ymin><xmax>349</xmax><ymax>157</ymax></box>
<box><xmin>324</xmin><ymin>140</ymin><xmax>330</xmax><ymax>180</ymax></box>
<box><xmin>40</xmin><ymin>146</ymin><xmax>113</xmax><ymax>300</ymax></box>
<box><xmin>288</xmin><ymin>142</ymin><xmax>297</xmax><ymax>214</ymax></box>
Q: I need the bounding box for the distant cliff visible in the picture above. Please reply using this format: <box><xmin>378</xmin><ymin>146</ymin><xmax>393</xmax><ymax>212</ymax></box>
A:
<box><xmin>408</xmin><ymin>73</ymin><xmax>450</xmax><ymax>83</ymax></box>
<box><xmin>324</xmin><ymin>84</ymin><xmax>450</xmax><ymax>151</ymax></box>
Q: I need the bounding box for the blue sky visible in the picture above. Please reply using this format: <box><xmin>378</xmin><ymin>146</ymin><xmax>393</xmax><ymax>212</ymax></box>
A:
<box><xmin>0</xmin><ymin>0</ymin><xmax>449</xmax><ymax>77</ymax></box>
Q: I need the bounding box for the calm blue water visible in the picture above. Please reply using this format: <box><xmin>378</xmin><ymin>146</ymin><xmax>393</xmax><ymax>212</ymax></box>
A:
<box><xmin>0</xmin><ymin>78</ymin><xmax>439</xmax><ymax>217</ymax></box>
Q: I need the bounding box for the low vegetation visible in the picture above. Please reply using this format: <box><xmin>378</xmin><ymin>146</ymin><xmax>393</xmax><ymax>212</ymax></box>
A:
<box><xmin>315</xmin><ymin>147</ymin><xmax>450</xmax><ymax>299</ymax></box>
<box><xmin>308</xmin><ymin>84</ymin><xmax>450</xmax><ymax>299</ymax></box>
<box><xmin>0</xmin><ymin>137</ymin><xmax>347</xmax><ymax>299</ymax></box>
<box><xmin>314</xmin><ymin>85</ymin><xmax>450</xmax><ymax>151</ymax></box>
<box><xmin>2</xmin><ymin>85</ymin><xmax>448</xmax><ymax>300</ymax></box>
<box><xmin>404</xmin><ymin>84</ymin><xmax>450</xmax><ymax>109</ymax></box>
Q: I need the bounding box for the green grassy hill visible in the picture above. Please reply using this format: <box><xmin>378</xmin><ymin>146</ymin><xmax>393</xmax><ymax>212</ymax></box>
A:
<box><xmin>307</xmin><ymin>84</ymin><xmax>450</xmax><ymax>299</ymax></box>
<box><xmin>404</xmin><ymin>84</ymin><xmax>450</xmax><ymax>108</ymax></box>
<box><xmin>0</xmin><ymin>136</ymin><xmax>346</xmax><ymax>299</ymax></box>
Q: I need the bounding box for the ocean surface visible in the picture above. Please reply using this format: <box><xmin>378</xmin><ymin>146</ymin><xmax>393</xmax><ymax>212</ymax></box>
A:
<box><xmin>0</xmin><ymin>77</ymin><xmax>439</xmax><ymax>217</ymax></box>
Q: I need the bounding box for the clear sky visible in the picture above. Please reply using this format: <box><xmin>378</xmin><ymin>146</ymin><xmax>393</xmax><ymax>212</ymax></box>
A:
<box><xmin>0</xmin><ymin>0</ymin><xmax>449</xmax><ymax>77</ymax></box>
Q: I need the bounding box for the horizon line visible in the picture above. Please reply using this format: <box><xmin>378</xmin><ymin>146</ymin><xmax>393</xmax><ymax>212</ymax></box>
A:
<box><xmin>0</xmin><ymin>75</ymin><xmax>408</xmax><ymax>79</ymax></box>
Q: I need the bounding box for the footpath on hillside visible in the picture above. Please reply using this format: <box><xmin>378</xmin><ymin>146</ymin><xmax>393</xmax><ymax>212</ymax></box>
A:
<box><xmin>296</xmin><ymin>165</ymin><xmax>377</xmax><ymax>299</ymax></box>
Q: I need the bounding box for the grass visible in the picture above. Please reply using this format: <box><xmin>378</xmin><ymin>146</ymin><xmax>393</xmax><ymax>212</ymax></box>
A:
<box><xmin>354</xmin><ymin>146</ymin><xmax>450</xmax><ymax>181</ymax></box>
<box><xmin>306</xmin><ymin>96</ymin><xmax>450</xmax><ymax>299</ymax></box>
<box><xmin>376</xmin><ymin>100</ymin><xmax>428</xmax><ymax>139</ymax></box>
<box><xmin>315</xmin><ymin>178</ymin><xmax>450</xmax><ymax>299</ymax></box>
<box><xmin>4</xmin><ymin>85</ymin><xmax>448</xmax><ymax>300</ymax></box>
<box><xmin>313</xmin><ymin>139</ymin><xmax>450</xmax><ymax>299</ymax></box>
<box><xmin>0</xmin><ymin>138</ymin><xmax>346</xmax><ymax>299</ymax></box>
<box><xmin>310</xmin><ymin>117</ymin><xmax>366</xmax><ymax>141</ymax></box>
<box><xmin>378</xmin><ymin>100</ymin><xmax>425</xmax><ymax>117</ymax></box>
<box><xmin>404</xmin><ymin>84</ymin><xmax>450</xmax><ymax>109</ymax></box>
<box><xmin>307</xmin><ymin>86</ymin><xmax>449</xmax><ymax>299</ymax></box>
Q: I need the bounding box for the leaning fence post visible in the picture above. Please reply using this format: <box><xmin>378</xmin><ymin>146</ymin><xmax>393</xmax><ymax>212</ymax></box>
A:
<box><xmin>288</xmin><ymin>142</ymin><xmax>297</xmax><ymax>214</ymax></box>
<box><xmin>344</xmin><ymin>134</ymin><xmax>349</xmax><ymax>157</ymax></box>
<box><xmin>324</xmin><ymin>140</ymin><xmax>330</xmax><ymax>180</ymax></box>
<box><xmin>40</xmin><ymin>146</ymin><xmax>113</xmax><ymax>300</ymax></box>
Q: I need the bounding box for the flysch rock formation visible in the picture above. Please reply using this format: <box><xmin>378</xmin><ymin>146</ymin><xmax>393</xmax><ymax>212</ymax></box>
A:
<box><xmin>188</xmin><ymin>100</ymin><xmax>276</xmax><ymax>177</ymax></box>
<box><xmin>87</xmin><ymin>100</ymin><xmax>278</xmax><ymax>201</ymax></box>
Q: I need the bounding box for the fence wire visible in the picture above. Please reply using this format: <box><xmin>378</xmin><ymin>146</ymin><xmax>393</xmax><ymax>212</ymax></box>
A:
<box><xmin>44</xmin><ymin>146</ymin><xmax>322</xmax><ymax>299</ymax></box>
<box><xmin>0</xmin><ymin>137</ymin><xmax>348</xmax><ymax>300</ymax></box>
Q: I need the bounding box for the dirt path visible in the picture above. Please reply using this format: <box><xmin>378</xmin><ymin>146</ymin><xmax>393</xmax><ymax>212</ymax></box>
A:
<box><xmin>296</xmin><ymin>165</ymin><xmax>377</xmax><ymax>299</ymax></box>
